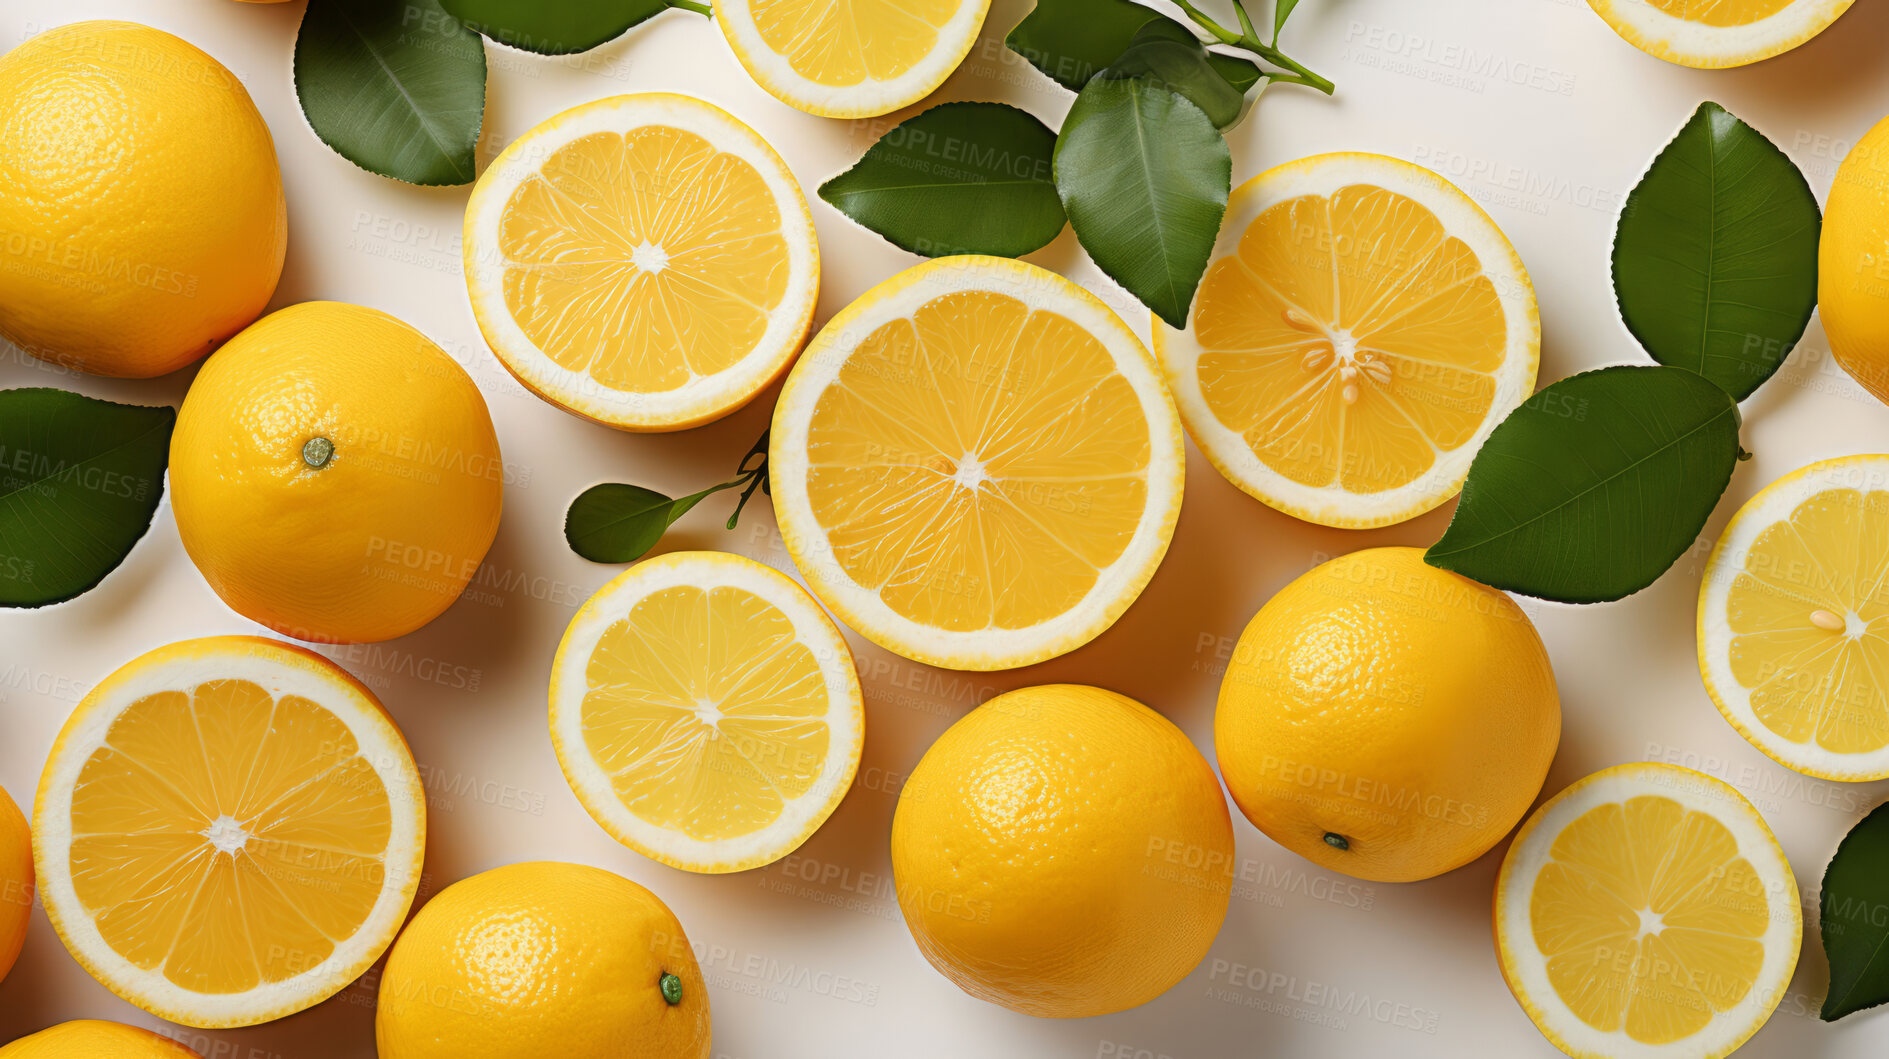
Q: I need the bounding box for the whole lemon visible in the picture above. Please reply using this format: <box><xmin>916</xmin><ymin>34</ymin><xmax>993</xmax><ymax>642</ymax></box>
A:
<box><xmin>376</xmin><ymin>862</ymin><xmax>709</xmax><ymax>1059</ymax></box>
<box><xmin>0</xmin><ymin>1021</ymin><xmax>201</xmax><ymax>1058</ymax></box>
<box><xmin>1822</xmin><ymin>113</ymin><xmax>1889</xmax><ymax>404</ymax></box>
<box><xmin>0</xmin><ymin>21</ymin><xmax>284</xmax><ymax>377</ymax></box>
<box><xmin>170</xmin><ymin>302</ymin><xmax>502</xmax><ymax>643</ymax></box>
<box><xmin>1216</xmin><ymin>548</ymin><xmax>1559</xmax><ymax>882</ymax></box>
<box><xmin>891</xmin><ymin>685</ymin><xmax>1233</xmax><ymax>1018</ymax></box>
<box><xmin>0</xmin><ymin>786</ymin><xmax>29</xmax><ymax>983</ymax></box>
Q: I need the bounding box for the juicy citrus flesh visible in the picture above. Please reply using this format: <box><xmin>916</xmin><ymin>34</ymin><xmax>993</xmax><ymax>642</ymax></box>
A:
<box><xmin>750</xmin><ymin>0</ymin><xmax>961</xmax><ymax>86</ymax></box>
<box><xmin>552</xmin><ymin>552</ymin><xmax>862</xmax><ymax>873</ymax></box>
<box><xmin>377</xmin><ymin>862</ymin><xmax>710</xmax><ymax>1059</ymax></box>
<box><xmin>498</xmin><ymin>127</ymin><xmax>790</xmax><ymax>393</ymax></box>
<box><xmin>0</xmin><ymin>20</ymin><xmax>284</xmax><ymax>377</ymax></box>
<box><xmin>808</xmin><ymin>292</ymin><xmax>1150</xmax><ymax>630</ymax></box>
<box><xmin>35</xmin><ymin>637</ymin><xmax>423</xmax><ymax>1026</ymax></box>
<box><xmin>1195</xmin><ymin>186</ymin><xmax>1505</xmax><ymax>493</ymax></box>
<box><xmin>1725</xmin><ymin>487</ymin><xmax>1889</xmax><ymax>750</ymax></box>
<box><xmin>1647</xmin><ymin>0</ymin><xmax>1792</xmax><ymax>24</ymax></box>
<box><xmin>0</xmin><ymin>1020</ymin><xmax>203</xmax><ymax>1058</ymax></box>
<box><xmin>1532</xmin><ymin>794</ymin><xmax>1768</xmax><ymax>1044</ymax></box>
<box><xmin>890</xmin><ymin>685</ymin><xmax>1234</xmax><ymax>1018</ymax></box>
<box><xmin>582</xmin><ymin>584</ymin><xmax>832</xmax><ymax>840</ymax></box>
<box><xmin>169</xmin><ymin>302</ymin><xmax>503</xmax><ymax>645</ymax></box>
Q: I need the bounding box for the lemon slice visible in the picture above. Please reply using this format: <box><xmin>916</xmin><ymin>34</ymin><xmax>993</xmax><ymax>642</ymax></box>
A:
<box><xmin>464</xmin><ymin>93</ymin><xmax>819</xmax><ymax>432</ymax></box>
<box><xmin>1495</xmin><ymin>762</ymin><xmax>1800</xmax><ymax>1058</ymax></box>
<box><xmin>1698</xmin><ymin>455</ymin><xmax>1889</xmax><ymax>780</ymax></box>
<box><xmin>715</xmin><ymin>0</ymin><xmax>990</xmax><ymax>118</ymax></box>
<box><xmin>769</xmin><ymin>256</ymin><xmax>1185</xmax><ymax>671</ymax></box>
<box><xmin>549</xmin><ymin>551</ymin><xmax>863</xmax><ymax>874</ymax></box>
<box><xmin>1154</xmin><ymin>152</ymin><xmax>1538</xmax><ymax>529</ymax></box>
<box><xmin>32</xmin><ymin>637</ymin><xmax>424</xmax><ymax>1028</ymax></box>
<box><xmin>1588</xmin><ymin>0</ymin><xmax>1853</xmax><ymax>68</ymax></box>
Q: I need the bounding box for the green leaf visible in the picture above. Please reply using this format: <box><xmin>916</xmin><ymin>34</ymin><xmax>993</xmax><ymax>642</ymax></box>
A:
<box><xmin>1274</xmin><ymin>0</ymin><xmax>1302</xmax><ymax>40</ymax></box>
<box><xmin>1100</xmin><ymin>21</ymin><xmax>1245</xmax><ymax>129</ymax></box>
<box><xmin>440</xmin><ymin>0</ymin><xmax>672</xmax><ymax>55</ymax></box>
<box><xmin>295</xmin><ymin>0</ymin><xmax>487</xmax><ymax>186</ymax></box>
<box><xmin>0</xmin><ymin>389</ymin><xmax>174</xmax><ymax>608</ymax></box>
<box><xmin>565</xmin><ymin>484</ymin><xmax>679</xmax><ymax>564</ymax></box>
<box><xmin>1055</xmin><ymin>77</ymin><xmax>1230</xmax><ymax>329</ymax></box>
<box><xmin>1613</xmin><ymin>102</ymin><xmax>1821</xmax><ymax>401</ymax></box>
<box><xmin>1006</xmin><ymin>0</ymin><xmax>1260</xmax><ymax>93</ymax></box>
<box><xmin>819</xmin><ymin>102</ymin><xmax>1065</xmax><ymax>258</ymax></box>
<box><xmin>1425</xmin><ymin>365</ymin><xmax>1742</xmax><ymax>603</ymax></box>
<box><xmin>1823</xmin><ymin>800</ymin><xmax>1889</xmax><ymax>1020</ymax></box>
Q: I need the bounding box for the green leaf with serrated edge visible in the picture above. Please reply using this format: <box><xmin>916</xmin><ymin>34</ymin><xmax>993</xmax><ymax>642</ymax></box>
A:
<box><xmin>1100</xmin><ymin>21</ymin><xmax>1245</xmax><ymax>129</ymax></box>
<box><xmin>1274</xmin><ymin>0</ymin><xmax>1302</xmax><ymax>39</ymax></box>
<box><xmin>1006</xmin><ymin>0</ymin><xmax>1260</xmax><ymax>93</ymax></box>
<box><xmin>819</xmin><ymin>102</ymin><xmax>1065</xmax><ymax>258</ymax></box>
<box><xmin>1055</xmin><ymin>77</ymin><xmax>1230</xmax><ymax>329</ymax></box>
<box><xmin>441</xmin><ymin>0</ymin><xmax>673</xmax><ymax>55</ymax></box>
<box><xmin>1823</xmin><ymin>801</ymin><xmax>1889</xmax><ymax>1020</ymax></box>
<box><xmin>565</xmin><ymin>484</ymin><xmax>678</xmax><ymax>563</ymax></box>
<box><xmin>1614</xmin><ymin>102</ymin><xmax>1820</xmax><ymax>401</ymax></box>
<box><xmin>295</xmin><ymin>0</ymin><xmax>487</xmax><ymax>186</ymax></box>
<box><xmin>1425</xmin><ymin>365</ymin><xmax>1741</xmax><ymax>603</ymax></box>
<box><xmin>0</xmin><ymin>389</ymin><xmax>173</xmax><ymax>607</ymax></box>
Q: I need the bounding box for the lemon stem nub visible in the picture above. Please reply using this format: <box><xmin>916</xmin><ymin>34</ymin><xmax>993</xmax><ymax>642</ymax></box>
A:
<box><xmin>302</xmin><ymin>436</ymin><xmax>335</xmax><ymax>470</ymax></box>
<box><xmin>1323</xmin><ymin>832</ymin><xmax>1349</xmax><ymax>851</ymax></box>
<box><xmin>1810</xmin><ymin>609</ymin><xmax>1845</xmax><ymax>633</ymax></box>
<box><xmin>660</xmin><ymin>972</ymin><xmax>683</xmax><ymax>1005</ymax></box>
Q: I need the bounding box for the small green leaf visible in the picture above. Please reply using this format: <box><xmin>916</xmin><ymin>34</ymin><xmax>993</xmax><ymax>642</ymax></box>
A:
<box><xmin>819</xmin><ymin>102</ymin><xmax>1065</xmax><ymax>258</ymax></box>
<box><xmin>1006</xmin><ymin>0</ymin><xmax>1260</xmax><ymax>93</ymax></box>
<box><xmin>1055</xmin><ymin>77</ymin><xmax>1230</xmax><ymax>329</ymax></box>
<box><xmin>565</xmin><ymin>484</ymin><xmax>678</xmax><ymax>564</ymax></box>
<box><xmin>1823</xmin><ymin>801</ymin><xmax>1889</xmax><ymax>1020</ymax></box>
<box><xmin>440</xmin><ymin>0</ymin><xmax>672</xmax><ymax>55</ymax></box>
<box><xmin>295</xmin><ymin>0</ymin><xmax>487</xmax><ymax>186</ymax></box>
<box><xmin>0</xmin><ymin>389</ymin><xmax>174</xmax><ymax>607</ymax></box>
<box><xmin>1099</xmin><ymin>22</ymin><xmax>1245</xmax><ymax>129</ymax></box>
<box><xmin>1613</xmin><ymin>102</ymin><xmax>1821</xmax><ymax>401</ymax></box>
<box><xmin>1426</xmin><ymin>365</ymin><xmax>1742</xmax><ymax>603</ymax></box>
<box><xmin>1274</xmin><ymin>0</ymin><xmax>1302</xmax><ymax>40</ymax></box>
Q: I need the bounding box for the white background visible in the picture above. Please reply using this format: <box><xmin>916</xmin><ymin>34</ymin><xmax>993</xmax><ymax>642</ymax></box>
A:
<box><xmin>2</xmin><ymin>0</ymin><xmax>1888</xmax><ymax>1056</ymax></box>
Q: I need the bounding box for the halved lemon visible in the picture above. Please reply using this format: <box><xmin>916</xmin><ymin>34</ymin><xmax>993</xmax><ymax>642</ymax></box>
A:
<box><xmin>715</xmin><ymin>0</ymin><xmax>990</xmax><ymax>118</ymax></box>
<box><xmin>1699</xmin><ymin>455</ymin><xmax>1889</xmax><ymax>780</ymax></box>
<box><xmin>1495</xmin><ymin>762</ymin><xmax>1799</xmax><ymax>1058</ymax></box>
<box><xmin>1588</xmin><ymin>0</ymin><xmax>1853</xmax><ymax>68</ymax></box>
<box><xmin>32</xmin><ymin>637</ymin><xmax>424</xmax><ymax>1028</ymax></box>
<box><xmin>1154</xmin><ymin>152</ymin><xmax>1539</xmax><ymax>529</ymax></box>
<box><xmin>549</xmin><ymin>551</ymin><xmax>863</xmax><ymax>874</ymax></box>
<box><xmin>770</xmin><ymin>256</ymin><xmax>1185</xmax><ymax>671</ymax></box>
<box><xmin>464</xmin><ymin>93</ymin><xmax>819</xmax><ymax>432</ymax></box>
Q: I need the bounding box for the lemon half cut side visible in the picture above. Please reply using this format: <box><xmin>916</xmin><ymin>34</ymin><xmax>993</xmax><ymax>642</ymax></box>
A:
<box><xmin>32</xmin><ymin>636</ymin><xmax>425</xmax><ymax>1028</ymax></box>
<box><xmin>1587</xmin><ymin>0</ymin><xmax>1854</xmax><ymax>68</ymax></box>
<box><xmin>715</xmin><ymin>0</ymin><xmax>991</xmax><ymax>118</ymax></box>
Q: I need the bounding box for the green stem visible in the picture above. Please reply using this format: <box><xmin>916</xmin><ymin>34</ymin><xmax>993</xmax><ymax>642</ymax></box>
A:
<box><xmin>1247</xmin><ymin>39</ymin><xmax>1332</xmax><ymax>93</ymax></box>
<box><xmin>1171</xmin><ymin>0</ymin><xmax>1241</xmax><ymax>44</ymax></box>
<box><xmin>1173</xmin><ymin>0</ymin><xmax>1335</xmax><ymax>95</ymax></box>
<box><xmin>671</xmin><ymin>0</ymin><xmax>712</xmax><ymax>16</ymax></box>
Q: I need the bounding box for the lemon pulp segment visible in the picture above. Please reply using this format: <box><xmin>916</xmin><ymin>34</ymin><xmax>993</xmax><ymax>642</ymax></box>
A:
<box><xmin>1193</xmin><ymin>185</ymin><xmax>1505</xmax><ymax>494</ymax></box>
<box><xmin>805</xmin><ymin>291</ymin><xmax>1150</xmax><ymax>631</ymax></box>
<box><xmin>497</xmin><ymin>125</ymin><xmax>790</xmax><ymax>394</ymax></box>
<box><xmin>752</xmin><ymin>0</ymin><xmax>963</xmax><ymax>85</ymax></box>
<box><xmin>67</xmin><ymin>678</ymin><xmax>392</xmax><ymax>994</ymax></box>
<box><xmin>581</xmin><ymin>583</ymin><xmax>831</xmax><ymax>840</ymax></box>
<box><xmin>1530</xmin><ymin>794</ymin><xmax>1768</xmax><ymax>1044</ymax></box>
<box><xmin>1721</xmin><ymin>478</ymin><xmax>1889</xmax><ymax>755</ymax></box>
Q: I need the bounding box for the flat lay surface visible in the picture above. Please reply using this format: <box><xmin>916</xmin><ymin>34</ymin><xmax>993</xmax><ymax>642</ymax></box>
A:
<box><xmin>2</xmin><ymin>0</ymin><xmax>1889</xmax><ymax>1055</ymax></box>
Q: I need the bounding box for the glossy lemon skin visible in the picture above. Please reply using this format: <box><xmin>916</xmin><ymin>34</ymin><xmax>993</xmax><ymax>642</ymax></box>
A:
<box><xmin>891</xmin><ymin>685</ymin><xmax>1233</xmax><ymax>1018</ymax></box>
<box><xmin>1215</xmin><ymin>547</ymin><xmax>1560</xmax><ymax>882</ymax></box>
<box><xmin>1822</xmin><ymin>113</ymin><xmax>1889</xmax><ymax>405</ymax></box>
<box><xmin>170</xmin><ymin>302</ymin><xmax>502</xmax><ymax>644</ymax></box>
<box><xmin>0</xmin><ymin>786</ymin><xmax>28</xmax><ymax>984</ymax></box>
<box><xmin>0</xmin><ymin>1021</ymin><xmax>202</xmax><ymax>1058</ymax></box>
<box><xmin>376</xmin><ymin>862</ymin><xmax>709</xmax><ymax>1059</ymax></box>
<box><xmin>0</xmin><ymin>21</ymin><xmax>284</xmax><ymax>377</ymax></box>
